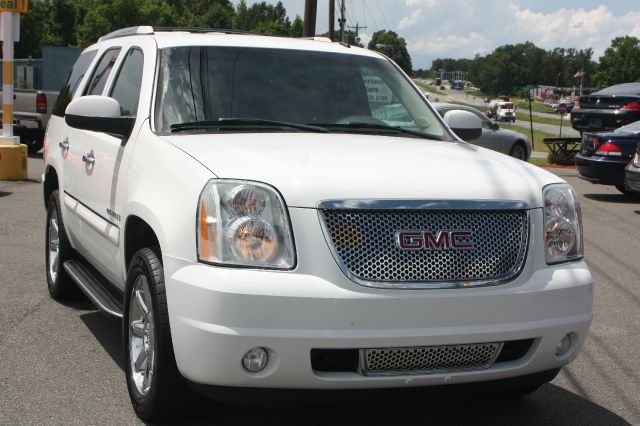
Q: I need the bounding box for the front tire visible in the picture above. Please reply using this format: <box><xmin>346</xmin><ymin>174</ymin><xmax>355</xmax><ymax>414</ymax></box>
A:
<box><xmin>45</xmin><ymin>189</ymin><xmax>77</xmax><ymax>299</ymax></box>
<box><xmin>124</xmin><ymin>247</ymin><xmax>192</xmax><ymax>421</ymax></box>
<box><xmin>509</xmin><ymin>141</ymin><xmax>527</xmax><ymax>161</ymax></box>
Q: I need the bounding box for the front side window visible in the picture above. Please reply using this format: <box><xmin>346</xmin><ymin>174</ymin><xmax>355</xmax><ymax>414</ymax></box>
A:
<box><xmin>85</xmin><ymin>48</ymin><xmax>121</xmax><ymax>96</ymax></box>
<box><xmin>155</xmin><ymin>47</ymin><xmax>447</xmax><ymax>140</ymax></box>
<box><xmin>110</xmin><ymin>48</ymin><xmax>144</xmax><ymax>116</ymax></box>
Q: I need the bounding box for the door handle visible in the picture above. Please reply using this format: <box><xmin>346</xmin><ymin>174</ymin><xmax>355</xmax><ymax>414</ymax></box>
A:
<box><xmin>82</xmin><ymin>151</ymin><xmax>95</xmax><ymax>165</ymax></box>
<box><xmin>58</xmin><ymin>138</ymin><xmax>69</xmax><ymax>150</ymax></box>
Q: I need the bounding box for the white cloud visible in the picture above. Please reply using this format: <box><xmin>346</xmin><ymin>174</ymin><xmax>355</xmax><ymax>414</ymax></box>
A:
<box><xmin>399</xmin><ymin>9</ymin><xmax>423</xmax><ymax>30</ymax></box>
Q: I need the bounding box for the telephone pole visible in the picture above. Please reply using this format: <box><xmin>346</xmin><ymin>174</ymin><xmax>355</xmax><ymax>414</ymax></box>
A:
<box><xmin>348</xmin><ymin>23</ymin><xmax>367</xmax><ymax>37</ymax></box>
<box><xmin>329</xmin><ymin>0</ymin><xmax>335</xmax><ymax>40</ymax></box>
<box><xmin>303</xmin><ymin>0</ymin><xmax>317</xmax><ymax>37</ymax></box>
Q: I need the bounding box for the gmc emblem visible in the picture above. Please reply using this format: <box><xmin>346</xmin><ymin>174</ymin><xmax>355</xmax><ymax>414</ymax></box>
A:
<box><xmin>396</xmin><ymin>230</ymin><xmax>474</xmax><ymax>250</ymax></box>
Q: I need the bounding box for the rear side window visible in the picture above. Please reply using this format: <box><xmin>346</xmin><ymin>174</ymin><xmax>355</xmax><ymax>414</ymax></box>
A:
<box><xmin>109</xmin><ymin>48</ymin><xmax>144</xmax><ymax>116</ymax></box>
<box><xmin>85</xmin><ymin>48</ymin><xmax>121</xmax><ymax>96</ymax></box>
<box><xmin>52</xmin><ymin>50</ymin><xmax>97</xmax><ymax>117</ymax></box>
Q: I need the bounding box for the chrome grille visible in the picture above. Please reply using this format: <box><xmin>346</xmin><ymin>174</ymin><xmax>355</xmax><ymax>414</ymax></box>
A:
<box><xmin>362</xmin><ymin>343</ymin><xmax>503</xmax><ymax>376</ymax></box>
<box><xmin>320</xmin><ymin>209</ymin><xmax>529</xmax><ymax>288</ymax></box>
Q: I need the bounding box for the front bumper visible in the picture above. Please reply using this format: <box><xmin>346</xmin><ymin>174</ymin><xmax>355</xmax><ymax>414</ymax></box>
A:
<box><xmin>625</xmin><ymin>163</ymin><xmax>640</xmax><ymax>192</ymax></box>
<box><xmin>576</xmin><ymin>154</ymin><xmax>628</xmax><ymax>186</ymax></box>
<box><xmin>164</xmin><ymin>208</ymin><xmax>593</xmax><ymax>390</ymax></box>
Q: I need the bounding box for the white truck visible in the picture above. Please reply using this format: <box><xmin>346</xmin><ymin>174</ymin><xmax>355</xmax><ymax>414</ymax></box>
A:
<box><xmin>43</xmin><ymin>27</ymin><xmax>593</xmax><ymax>421</ymax></box>
<box><xmin>488</xmin><ymin>99</ymin><xmax>516</xmax><ymax>122</ymax></box>
<box><xmin>0</xmin><ymin>88</ymin><xmax>58</xmax><ymax>153</ymax></box>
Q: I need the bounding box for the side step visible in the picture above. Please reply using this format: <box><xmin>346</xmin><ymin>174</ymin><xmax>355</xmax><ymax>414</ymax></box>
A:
<box><xmin>63</xmin><ymin>260</ymin><xmax>124</xmax><ymax>319</ymax></box>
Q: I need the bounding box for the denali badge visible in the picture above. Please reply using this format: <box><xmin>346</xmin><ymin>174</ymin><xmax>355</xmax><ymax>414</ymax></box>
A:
<box><xmin>396</xmin><ymin>231</ymin><xmax>474</xmax><ymax>250</ymax></box>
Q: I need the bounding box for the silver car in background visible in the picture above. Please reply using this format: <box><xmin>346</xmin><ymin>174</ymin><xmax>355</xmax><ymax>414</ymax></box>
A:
<box><xmin>433</xmin><ymin>102</ymin><xmax>531</xmax><ymax>161</ymax></box>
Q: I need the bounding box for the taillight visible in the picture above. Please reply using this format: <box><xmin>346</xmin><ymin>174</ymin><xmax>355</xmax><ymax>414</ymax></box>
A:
<box><xmin>633</xmin><ymin>151</ymin><xmax>640</xmax><ymax>167</ymax></box>
<box><xmin>36</xmin><ymin>92</ymin><xmax>47</xmax><ymax>114</ymax></box>
<box><xmin>595</xmin><ymin>141</ymin><xmax>622</xmax><ymax>157</ymax></box>
<box><xmin>621</xmin><ymin>101</ymin><xmax>640</xmax><ymax>110</ymax></box>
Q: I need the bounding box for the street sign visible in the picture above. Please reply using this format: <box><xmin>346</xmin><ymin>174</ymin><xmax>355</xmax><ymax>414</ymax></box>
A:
<box><xmin>0</xmin><ymin>1</ymin><xmax>28</xmax><ymax>13</ymax></box>
<box><xmin>558</xmin><ymin>103</ymin><xmax>567</xmax><ymax>115</ymax></box>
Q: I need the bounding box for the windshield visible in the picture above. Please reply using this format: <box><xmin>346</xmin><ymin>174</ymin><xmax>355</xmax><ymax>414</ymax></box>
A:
<box><xmin>154</xmin><ymin>46</ymin><xmax>446</xmax><ymax>139</ymax></box>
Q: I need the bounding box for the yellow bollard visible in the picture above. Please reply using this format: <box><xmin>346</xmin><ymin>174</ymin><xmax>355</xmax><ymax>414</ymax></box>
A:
<box><xmin>0</xmin><ymin>142</ymin><xmax>28</xmax><ymax>180</ymax></box>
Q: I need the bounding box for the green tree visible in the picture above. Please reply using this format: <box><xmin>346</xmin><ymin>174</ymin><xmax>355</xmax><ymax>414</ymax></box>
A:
<box><xmin>234</xmin><ymin>0</ymin><xmax>291</xmax><ymax>35</ymax></box>
<box><xmin>368</xmin><ymin>30</ymin><xmax>412</xmax><ymax>74</ymax></box>
<box><xmin>290</xmin><ymin>15</ymin><xmax>303</xmax><ymax>37</ymax></box>
<box><xmin>593</xmin><ymin>36</ymin><xmax>640</xmax><ymax>87</ymax></box>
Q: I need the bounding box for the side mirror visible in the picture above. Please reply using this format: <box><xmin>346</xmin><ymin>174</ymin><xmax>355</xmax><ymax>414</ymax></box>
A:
<box><xmin>65</xmin><ymin>96</ymin><xmax>135</xmax><ymax>141</ymax></box>
<box><xmin>443</xmin><ymin>110</ymin><xmax>482</xmax><ymax>141</ymax></box>
<box><xmin>491</xmin><ymin>122</ymin><xmax>499</xmax><ymax>130</ymax></box>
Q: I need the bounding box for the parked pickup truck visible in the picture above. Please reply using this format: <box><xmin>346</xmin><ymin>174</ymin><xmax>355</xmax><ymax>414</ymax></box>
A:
<box><xmin>43</xmin><ymin>26</ymin><xmax>593</xmax><ymax>421</ymax></box>
<box><xmin>0</xmin><ymin>88</ymin><xmax>58</xmax><ymax>153</ymax></box>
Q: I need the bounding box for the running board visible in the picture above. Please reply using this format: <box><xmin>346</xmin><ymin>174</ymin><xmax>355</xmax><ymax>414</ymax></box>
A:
<box><xmin>63</xmin><ymin>260</ymin><xmax>124</xmax><ymax>319</ymax></box>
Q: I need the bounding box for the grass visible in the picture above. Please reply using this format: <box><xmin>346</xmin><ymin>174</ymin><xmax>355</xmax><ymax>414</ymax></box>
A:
<box><xmin>506</xmin><ymin>124</ymin><xmax>564</xmax><ymax>152</ymax></box>
<box><xmin>514</xmin><ymin>99</ymin><xmax>553</xmax><ymax>114</ymax></box>
<box><xmin>515</xmin><ymin>111</ymin><xmax>564</xmax><ymax>126</ymax></box>
<box><xmin>528</xmin><ymin>157</ymin><xmax>550</xmax><ymax>166</ymax></box>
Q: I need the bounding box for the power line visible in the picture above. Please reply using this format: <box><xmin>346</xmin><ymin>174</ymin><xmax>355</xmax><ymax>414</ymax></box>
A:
<box><xmin>375</xmin><ymin>0</ymin><xmax>390</xmax><ymax>30</ymax></box>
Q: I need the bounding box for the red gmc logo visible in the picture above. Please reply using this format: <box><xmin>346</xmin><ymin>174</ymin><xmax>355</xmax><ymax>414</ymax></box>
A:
<box><xmin>396</xmin><ymin>231</ymin><xmax>474</xmax><ymax>250</ymax></box>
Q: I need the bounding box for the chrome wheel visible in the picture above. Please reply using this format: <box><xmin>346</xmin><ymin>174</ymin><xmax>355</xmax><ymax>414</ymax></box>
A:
<box><xmin>129</xmin><ymin>275</ymin><xmax>155</xmax><ymax>396</ymax></box>
<box><xmin>47</xmin><ymin>209</ymin><xmax>60</xmax><ymax>283</ymax></box>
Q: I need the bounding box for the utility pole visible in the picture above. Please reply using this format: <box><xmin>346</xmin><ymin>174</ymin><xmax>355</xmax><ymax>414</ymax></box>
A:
<box><xmin>338</xmin><ymin>0</ymin><xmax>346</xmax><ymax>43</ymax></box>
<box><xmin>348</xmin><ymin>23</ymin><xmax>367</xmax><ymax>37</ymax></box>
<box><xmin>303</xmin><ymin>0</ymin><xmax>317</xmax><ymax>37</ymax></box>
<box><xmin>329</xmin><ymin>0</ymin><xmax>335</xmax><ymax>40</ymax></box>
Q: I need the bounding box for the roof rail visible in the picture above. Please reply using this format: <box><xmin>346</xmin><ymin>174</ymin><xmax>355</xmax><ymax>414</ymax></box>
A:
<box><xmin>98</xmin><ymin>26</ymin><xmax>154</xmax><ymax>42</ymax></box>
<box><xmin>153</xmin><ymin>27</ymin><xmax>263</xmax><ymax>36</ymax></box>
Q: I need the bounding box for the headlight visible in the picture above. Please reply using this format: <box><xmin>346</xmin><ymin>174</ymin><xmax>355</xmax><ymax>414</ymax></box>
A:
<box><xmin>543</xmin><ymin>183</ymin><xmax>583</xmax><ymax>264</ymax></box>
<box><xmin>197</xmin><ymin>179</ymin><xmax>295</xmax><ymax>269</ymax></box>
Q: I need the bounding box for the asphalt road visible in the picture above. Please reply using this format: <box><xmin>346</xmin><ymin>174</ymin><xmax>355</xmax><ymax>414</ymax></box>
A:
<box><xmin>1</xmin><ymin>156</ymin><xmax>638</xmax><ymax>425</ymax></box>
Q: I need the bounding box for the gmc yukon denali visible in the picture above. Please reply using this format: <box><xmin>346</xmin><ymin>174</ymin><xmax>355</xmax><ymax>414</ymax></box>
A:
<box><xmin>43</xmin><ymin>27</ymin><xmax>593</xmax><ymax>421</ymax></box>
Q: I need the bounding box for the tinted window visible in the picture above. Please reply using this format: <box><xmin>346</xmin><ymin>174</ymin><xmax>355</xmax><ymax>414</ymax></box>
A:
<box><xmin>110</xmin><ymin>49</ymin><xmax>144</xmax><ymax>116</ymax></box>
<box><xmin>52</xmin><ymin>50</ymin><xmax>97</xmax><ymax>117</ymax></box>
<box><xmin>155</xmin><ymin>47</ymin><xmax>445</xmax><ymax>139</ymax></box>
<box><xmin>85</xmin><ymin>48</ymin><xmax>121</xmax><ymax>96</ymax></box>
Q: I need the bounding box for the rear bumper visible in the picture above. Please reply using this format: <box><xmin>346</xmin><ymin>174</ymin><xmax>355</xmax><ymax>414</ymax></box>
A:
<box><xmin>575</xmin><ymin>154</ymin><xmax>628</xmax><ymax>185</ymax></box>
<box><xmin>571</xmin><ymin>109</ymin><xmax>640</xmax><ymax>132</ymax></box>
<box><xmin>625</xmin><ymin>163</ymin><xmax>640</xmax><ymax>192</ymax></box>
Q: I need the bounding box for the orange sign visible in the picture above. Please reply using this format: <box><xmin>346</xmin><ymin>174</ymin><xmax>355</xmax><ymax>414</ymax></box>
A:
<box><xmin>0</xmin><ymin>0</ymin><xmax>28</xmax><ymax>13</ymax></box>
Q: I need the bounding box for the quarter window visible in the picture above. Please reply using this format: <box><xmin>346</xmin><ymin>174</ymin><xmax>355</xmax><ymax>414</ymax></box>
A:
<box><xmin>110</xmin><ymin>49</ymin><xmax>144</xmax><ymax>116</ymax></box>
<box><xmin>85</xmin><ymin>48</ymin><xmax>121</xmax><ymax>96</ymax></box>
<box><xmin>51</xmin><ymin>50</ymin><xmax>97</xmax><ymax>117</ymax></box>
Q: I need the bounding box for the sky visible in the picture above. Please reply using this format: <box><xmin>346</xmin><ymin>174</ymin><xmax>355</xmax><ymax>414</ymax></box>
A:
<box><xmin>231</xmin><ymin>0</ymin><xmax>640</xmax><ymax>69</ymax></box>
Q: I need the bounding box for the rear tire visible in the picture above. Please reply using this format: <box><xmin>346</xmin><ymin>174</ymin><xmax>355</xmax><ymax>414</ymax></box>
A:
<box><xmin>45</xmin><ymin>190</ymin><xmax>78</xmax><ymax>299</ymax></box>
<box><xmin>124</xmin><ymin>247</ymin><xmax>194</xmax><ymax>421</ymax></box>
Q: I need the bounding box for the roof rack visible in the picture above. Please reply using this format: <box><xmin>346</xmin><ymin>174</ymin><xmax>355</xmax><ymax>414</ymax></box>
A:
<box><xmin>154</xmin><ymin>27</ymin><xmax>261</xmax><ymax>36</ymax></box>
<box><xmin>98</xmin><ymin>26</ymin><xmax>154</xmax><ymax>42</ymax></box>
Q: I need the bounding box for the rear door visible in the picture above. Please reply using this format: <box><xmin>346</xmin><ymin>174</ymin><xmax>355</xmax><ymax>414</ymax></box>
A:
<box><xmin>46</xmin><ymin>49</ymin><xmax>97</xmax><ymax>240</ymax></box>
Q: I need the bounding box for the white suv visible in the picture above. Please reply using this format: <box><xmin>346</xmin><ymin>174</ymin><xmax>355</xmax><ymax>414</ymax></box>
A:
<box><xmin>43</xmin><ymin>27</ymin><xmax>593</xmax><ymax>421</ymax></box>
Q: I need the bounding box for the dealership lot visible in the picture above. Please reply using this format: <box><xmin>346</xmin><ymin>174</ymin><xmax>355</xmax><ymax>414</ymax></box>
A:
<box><xmin>0</xmin><ymin>157</ymin><xmax>638</xmax><ymax>425</ymax></box>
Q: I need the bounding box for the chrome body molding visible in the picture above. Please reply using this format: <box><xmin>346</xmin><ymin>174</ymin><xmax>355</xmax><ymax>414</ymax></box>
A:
<box><xmin>317</xmin><ymin>199</ymin><xmax>531</xmax><ymax>210</ymax></box>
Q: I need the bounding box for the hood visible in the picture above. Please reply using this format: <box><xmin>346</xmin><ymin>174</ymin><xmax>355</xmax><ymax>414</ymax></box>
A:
<box><xmin>163</xmin><ymin>133</ymin><xmax>561</xmax><ymax>208</ymax></box>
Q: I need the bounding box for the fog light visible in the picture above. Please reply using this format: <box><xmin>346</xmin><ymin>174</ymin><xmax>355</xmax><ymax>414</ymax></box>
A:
<box><xmin>242</xmin><ymin>347</ymin><xmax>269</xmax><ymax>372</ymax></box>
<box><xmin>556</xmin><ymin>334</ymin><xmax>572</xmax><ymax>356</ymax></box>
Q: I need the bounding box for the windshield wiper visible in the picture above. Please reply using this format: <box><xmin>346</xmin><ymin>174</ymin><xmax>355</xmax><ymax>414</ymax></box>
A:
<box><xmin>310</xmin><ymin>122</ymin><xmax>441</xmax><ymax>140</ymax></box>
<box><xmin>170</xmin><ymin>118</ymin><xmax>328</xmax><ymax>133</ymax></box>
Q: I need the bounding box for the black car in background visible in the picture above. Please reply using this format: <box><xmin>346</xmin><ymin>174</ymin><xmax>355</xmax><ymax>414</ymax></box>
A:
<box><xmin>571</xmin><ymin>83</ymin><xmax>640</xmax><ymax>134</ymax></box>
<box><xmin>576</xmin><ymin>120</ymin><xmax>640</xmax><ymax>194</ymax></box>
<box><xmin>625</xmin><ymin>144</ymin><xmax>640</xmax><ymax>194</ymax></box>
